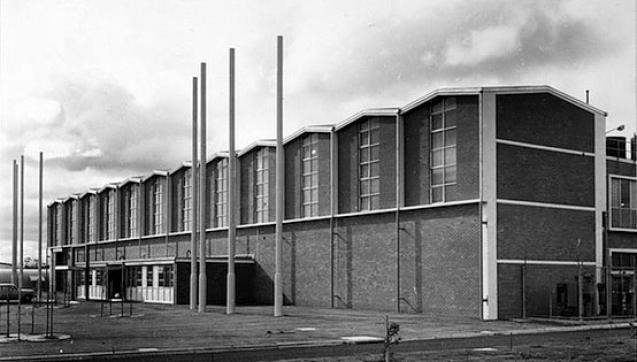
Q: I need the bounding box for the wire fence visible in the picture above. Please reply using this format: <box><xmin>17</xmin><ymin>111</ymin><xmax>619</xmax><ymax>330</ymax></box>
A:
<box><xmin>521</xmin><ymin>264</ymin><xmax>637</xmax><ymax>320</ymax></box>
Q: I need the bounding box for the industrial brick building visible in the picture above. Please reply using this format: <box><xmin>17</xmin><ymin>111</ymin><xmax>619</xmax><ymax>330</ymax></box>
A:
<box><xmin>48</xmin><ymin>85</ymin><xmax>635</xmax><ymax>320</ymax></box>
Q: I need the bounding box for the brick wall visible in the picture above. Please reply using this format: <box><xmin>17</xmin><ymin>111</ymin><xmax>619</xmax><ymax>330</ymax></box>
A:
<box><xmin>497</xmin><ymin>144</ymin><xmax>595</xmax><ymax>206</ymax></box>
<box><xmin>399</xmin><ymin>203</ymin><xmax>481</xmax><ymax>316</ymax></box>
<box><xmin>607</xmin><ymin>160</ymin><xmax>635</xmax><ymax>177</ymax></box>
<box><xmin>497</xmin><ymin>204</ymin><xmax>595</xmax><ymax>261</ymax></box>
<box><xmin>496</xmin><ymin>93</ymin><xmax>595</xmax><ymax>152</ymax></box>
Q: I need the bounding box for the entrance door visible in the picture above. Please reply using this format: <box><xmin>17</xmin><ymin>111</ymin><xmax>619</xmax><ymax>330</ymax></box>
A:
<box><xmin>107</xmin><ymin>268</ymin><xmax>123</xmax><ymax>299</ymax></box>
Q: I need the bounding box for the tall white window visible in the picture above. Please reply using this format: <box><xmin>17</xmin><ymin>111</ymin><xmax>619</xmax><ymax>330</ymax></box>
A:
<box><xmin>183</xmin><ymin>169</ymin><xmax>192</xmax><ymax>231</ymax></box>
<box><xmin>129</xmin><ymin>186</ymin><xmax>138</xmax><ymax>237</ymax></box>
<box><xmin>68</xmin><ymin>201</ymin><xmax>75</xmax><ymax>244</ymax></box>
<box><xmin>430</xmin><ymin>97</ymin><xmax>457</xmax><ymax>203</ymax></box>
<box><xmin>87</xmin><ymin>196</ymin><xmax>95</xmax><ymax>242</ymax></box>
<box><xmin>107</xmin><ymin>190</ymin><xmax>115</xmax><ymax>240</ymax></box>
<box><xmin>55</xmin><ymin>204</ymin><xmax>62</xmax><ymax>245</ymax></box>
<box><xmin>255</xmin><ymin>148</ymin><xmax>269</xmax><ymax>223</ymax></box>
<box><xmin>302</xmin><ymin>134</ymin><xmax>319</xmax><ymax>217</ymax></box>
<box><xmin>152</xmin><ymin>180</ymin><xmax>164</xmax><ymax>234</ymax></box>
<box><xmin>359</xmin><ymin>118</ymin><xmax>380</xmax><ymax>211</ymax></box>
<box><xmin>610</xmin><ymin>176</ymin><xmax>637</xmax><ymax>229</ymax></box>
<box><xmin>215</xmin><ymin>159</ymin><xmax>228</xmax><ymax>227</ymax></box>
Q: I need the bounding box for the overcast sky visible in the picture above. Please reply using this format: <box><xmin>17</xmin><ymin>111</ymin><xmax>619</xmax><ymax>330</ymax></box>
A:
<box><xmin>0</xmin><ymin>0</ymin><xmax>634</xmax><ymax>263</ymax></box>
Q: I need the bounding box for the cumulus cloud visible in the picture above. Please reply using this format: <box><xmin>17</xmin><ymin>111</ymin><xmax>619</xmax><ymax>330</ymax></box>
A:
<box><xmin>445</xmin><ymin>25</ymin><xmax>520</xmax><ymax>66</ymax></box>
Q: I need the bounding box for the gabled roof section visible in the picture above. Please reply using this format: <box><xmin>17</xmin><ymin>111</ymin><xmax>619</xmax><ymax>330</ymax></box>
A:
<box><xmin>400</xmin><ymin>87</ymin><xmax>481</xmax><ymax>113</ymax></box>
<box><xmin>97</xmin><ymin>183</ymin><xmax>118</xmax><ymax>194</ymax></box>
<box><xmin>400</xmin><ymin>85</ymin><xmax>607</xmax><ymax>116</ymax></box>
<box><xmin>238</xmin><ymin>140</ymin><xmax>276</xmax><ymax>157</ymax></box>
<box><xmin>481</xmin><ymin>85</ymin><xmax>607</xmax><ymax>116</ymax></box>
<box><xmin>207</xmin><ymin>151</ymin><xmax>229</xmax><ymax>164</ymax></box>
<box><xmin>118</xmin><ymin>176</ymin><xmax>143</xmax><ymax>188</ymax></box>
<box><xmin>141</xmin><ymin>169</ymin><xmax>169</xmax><ymax>183</ymax></box>
<box><xmin>46</xmin><ymin>199</ymin><xmax>64</xmax><ymax>207</ymax></box>
<box><xmin>334</xmin><ymin>108</ymin><xmax>399</xmax><ymax>131</ymax></box>
<box><xmin>283</xmin><ymin>124</ymin><xmax>334</xmax><ymax>145</ymax></box>
<box><xmin>169</xmin><ymin>162</ymin><xmax>192</xmax><ymax>176</ymax></box>
<box><xmin>78</xmin><ymin>188</ymin><xmax>99</xmax><ymax>199</ymax></box>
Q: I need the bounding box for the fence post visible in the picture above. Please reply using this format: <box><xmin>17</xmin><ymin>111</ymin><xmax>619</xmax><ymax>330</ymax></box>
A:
<box><xmin>578</xmin><ymin>261</ymin><xmax>583</xmax><ymax>321</ymax></box>
<box><xmin>521</xmin><ymin>260</ymin><xmax>527</xmax><ymax>319</ymax></box>
<box><xmin>633</xmin><ymin>263</ymin><xmax>636</xmax><ymax>318</ymax></box>
<box><xmin>607</xmin><ymin>256</ymin><xmax>612</xmax><ymax>318</ymax></box>
<box><xmin>549</xmin><ymin>290</ymin><xmax>553</xmax><ymax>318</ymax></box>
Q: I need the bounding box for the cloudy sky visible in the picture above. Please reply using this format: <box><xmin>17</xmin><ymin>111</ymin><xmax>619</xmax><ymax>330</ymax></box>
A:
<box><xmin>0</xmin><ymin>0</ymin><xmax>634</xmax><ymax>263</ymax></box>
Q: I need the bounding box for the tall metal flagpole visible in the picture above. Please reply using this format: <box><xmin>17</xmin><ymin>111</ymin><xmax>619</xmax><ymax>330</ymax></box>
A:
<box><xmin>227</xmin><ymin>48</ymin><xmax>236</xmax><ymax>314</ymax></box>
<box><xmin>198</xmin><ymin>62</ymin><xmax>207</xmax><ymax>312</ymax></box>
<box><xmin>190</xmin><ymin>77</ymin><xmax>199</xmax><ymax>310</ymax></box>
<box><xmin>18</xmin><ymin>155</ymin><xmax>24</xmax><ymax>338</ymax></box>
<box><xmin>274</xmin><ymin>35</ymin><xmax>284</xmax><ymax>317</ymax></box>
<box><xmin>38</xmin><ymin>152</ymin><xmax>43</xmax><ymax>304</ymax></box>
<box><xmin>12</xmin><ymin>160</ymin><xmax>17</xmax><ymax>287</ymax></box>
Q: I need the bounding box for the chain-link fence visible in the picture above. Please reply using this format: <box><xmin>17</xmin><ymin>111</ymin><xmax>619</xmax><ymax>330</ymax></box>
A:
<box><xmin>520</xmin><ymin>263</ymin><xmax>637</xmax><ymax>319</ymax></box>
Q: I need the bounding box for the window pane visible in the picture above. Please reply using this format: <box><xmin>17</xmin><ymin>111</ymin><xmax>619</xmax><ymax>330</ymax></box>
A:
<box><xmin>370</xmin><ymin>129</ymin><xmax>379</xmax><ymax>144</ymax></box>
<box><xmin>370</xmin><ymin>162</ymin><xmax>379</xmax><ymax>177</ymax></box>
<box><xmin>432</xmin><ymin>100</ymin><xmax>443</xmax><ymax>114</ymax></box>
<box><xmin>432</xmin><ymin>150</ymin><xmax>443</xmax><ymax>167</ymax></box>
<box><xmin>371</xmin><ymin>179</ymin><xmax>380</xmax><ymax>194</ymax></box>
<box><xmin>621</xmin><ymin>179</ymin><xmax>631</xmax><ymax>207</ymax></box>
<box><xmin>611</xmin><ymin>179</ymin><xmax>620</xmax><ymax>208</ymax></box>
<box><xmin>431</xmin><ymin>186</ymin><xmax>443</xmax><ymax>203</ymax></box>
<box><xmin>312</xmin><ymin>174</ymin><xmax>318</xmax><ymax>186</ymax></box>
<box><xmin>445</xmin><ymin>109</ymin><xmax>457</xmax><ymax>128</ymax></box>
<box><xmin>361</xmin><ymin>197</ymin><xmax>370</xmax><ymax>211</ymax></box>
<box><xmin>360</xmin><ymin>180</ymin><xmax>370</xmax><ymax>195</ymax></box>
<box><xmin>445</xmin><ymin>166</ymin><xmax>457</xmax><ymax>184</ymax></box>
<box><xmin>359</xmin><ymin>132</ymin><xmax>368</xmax><ymax>146</ymax></box>
<box><xmin>445</xmin><ymin>97</ymin><xmax>457</xmax><ymax>111</ymax></box>
<box><xmin>445</xmin><ymin>129</ymin><xmax>456</xmax><ymax>146</ymax></box>
<box><xmin>370</xmin><ymin>145</ymin><xmax>379</xmax><ymax>161</ymax></box>
<box><xmin>431</xmin><ymin>168</ymin><xmax>443</xmax><ymax>185</ymax></box>
<box><xmin>360</xmin><ymin>164</ymin><xmax>369</xmax><ymax>178</ymax></box>
<box><xmin>432</xmin><ymin>132</ymin><xmax>443</xmax><ymax>149</ymax></box>
<box><xmin>360</xmin><ymin>120</ymin><xmax>369</xmax><ymax>132</ymax></box>
<box><xmin>432</xmin><ymin>114</ymin><xmax>443</xmax><ymax>130</ymax></box>
<box><xmin>360</xmin><ymin>148</ymin><xmax>369</xmax><ymax>162</ymax></box>
<box><xmin>445</xmin><ymin>147</ymin><xmax>456</xmax><ymax>165</ymax></box>
<box><xmin>370</xmin><ymin>195</ymin><xmax>379</xmax><ymax>210</ymax></box>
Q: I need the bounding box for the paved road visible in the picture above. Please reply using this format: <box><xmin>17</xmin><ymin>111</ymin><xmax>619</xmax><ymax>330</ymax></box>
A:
<box><xmin>3</xmin><ymin>326</ymin><xmax>628</xmax><ymax>361</ymax></box>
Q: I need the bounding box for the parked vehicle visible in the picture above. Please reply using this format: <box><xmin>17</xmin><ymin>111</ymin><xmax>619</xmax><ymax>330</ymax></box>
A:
<box><xmin>0</xmin><ymin>268</ymin><xmax>47</xmax><ymax>303</ymax></box>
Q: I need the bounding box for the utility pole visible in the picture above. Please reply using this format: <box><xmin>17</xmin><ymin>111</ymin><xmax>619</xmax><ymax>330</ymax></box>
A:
<box><xmin>198</xmin><ymin>62</ymin><xmax>207</xmax><ymax>313</ymax></box>
<box><xmin>227</xmin><ymin>48</ymin><xmax>236</xmax><ymax>314</ymax></box>
<box><xmin>190</xmin><ymin>76</ymin><xmax>199</xmax><ymax>310</ymax></box>
<box><xmin>274</xmin><ymin>35</ymin><xmax>284</xmax><ymax>317</ymax></box>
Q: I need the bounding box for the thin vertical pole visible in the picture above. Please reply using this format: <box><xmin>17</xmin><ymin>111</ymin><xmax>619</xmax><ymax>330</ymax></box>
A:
<box><xmin>18</xmin><ymin>155</ymin><xmax>24</xmax><ymax>339</ymax></box>
<box><xmin>18</xmin><ymin>155</ymin><xmax>24</xmax><ymax>340</ymax></box>
<box><xmin>190</xmin><ymin>76</ymin><xmax>199</xmax><ymax>310</ymax></box>
<box><xmin>198</xmin><ymin>62</ymin><xmax>207</xmax><ymax>313</ymax></box>
<box><xmin>12</xmin><ymin>160</ymin><xmax>17</xmax><ymax>286</ymax></box>
<box><xmin>38</xmin><ymin>152</ymin><xmax>43</xmax><ymax>304</ymax></box>
<box><xmin>274</xmin><ymin>35</ymin><xmax>284</xmax><ymax>317</ymax></box>
<box><xmin>522</xmin><ymin>259</ymin><xmax>527</xmax><ymax>319</ymax></box>
<box><xmin>227</xmin><ymin>48</ymin><xmax>236</xmax><ymax>315</ymax></box>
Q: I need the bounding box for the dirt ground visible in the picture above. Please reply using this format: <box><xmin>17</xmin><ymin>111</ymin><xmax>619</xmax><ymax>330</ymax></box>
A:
<box><xmin>281</xmin><ymin>334</ymin><xmax>637</xmax><ymax>361</ymax></box>
<box><xmin>0</xmin><ymin>301</ymin><xmax>634</xmax><ymax>360</ymax></box>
